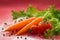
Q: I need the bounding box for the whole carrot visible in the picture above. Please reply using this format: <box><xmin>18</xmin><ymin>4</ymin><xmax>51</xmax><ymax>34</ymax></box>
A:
<box><xmin>5</xmin><ymin>17</ymin><xmax>36</xmax><ymax>31</ymax></box>
<box><xmin>17</xmin><ymin>17</ymin><xmax>43</xmax><ymax>35</ymax></box>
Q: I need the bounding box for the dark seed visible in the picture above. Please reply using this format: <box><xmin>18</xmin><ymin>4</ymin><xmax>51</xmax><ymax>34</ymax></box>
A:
<box><xmin>25</xmin><ymin>37</ymin><xmax>27</xmax><ymax>40</ymax></box>
<box><xmin>20</xmin><ymin>19</ymin><xmax>23</xmax><ymax>21</ymax></box>
<box><xmin>4</xmin><ymin>23</ymin><xmax>7</xmax><ymax>25</ymax></box>
<box><xmin>2</xmin><ymin>28</ymin><xmax>4</xmax><ymax>30</ymax></box>
<box><xmin>20</xmin><ymin>36</ymin><xmax>22</xmax><ymax>38</ymax></box>
<box><xmin>14</xmin><ymin>21</ymin><xmax>16</xmax><ymax>23</ymax></box>
<box><xmin>17</xmin><ymin>36</ymin><xmax>19</xmax><ymax>39</ymax></box>
<box><xmin>3</xmin><ymin>34</ymin><xmax>5</xmax><ymax>36</ymax></box>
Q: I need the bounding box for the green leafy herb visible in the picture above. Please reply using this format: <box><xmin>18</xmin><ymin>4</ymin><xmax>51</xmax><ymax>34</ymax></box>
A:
<box><xmin>44</xmin><ymin>29</ymin><xmax>54</xmax><ymax>39</ymax></box>
<box><xmin>12</xmin><ymin>10</ymin><xmax>26</xmax><ymax>20</ymax></box>
<box><xmin>52</xmin><ymin>22</ymin><xmax>60</xmax><ymax>35</ymax></box>
<box><xmin>44</xmin><ymin>32</ymin><xmax>49</xmax><ymax>38</ymax></box>
<box><xmin>26</xmin><ymin>5</ymin><xmax>37</xmax><ymax>17</ymax></box>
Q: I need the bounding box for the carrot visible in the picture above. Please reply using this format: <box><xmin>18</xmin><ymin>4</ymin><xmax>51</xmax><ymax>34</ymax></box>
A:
<box><xmin>17</xmin><ymin>17</ymin><xmax>43</xmax><ymax>35</ymax></box>
<box><xmin>5</xmin><ymin>17</ymin><xmax>36</xmax><ymax>31</ymax></box>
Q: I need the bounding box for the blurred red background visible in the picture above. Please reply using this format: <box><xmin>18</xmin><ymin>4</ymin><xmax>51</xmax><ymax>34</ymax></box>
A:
<box><xmin>0</xmin><ymin>0</ymin><xmax>60</xmax><ymax>24</ymax></box>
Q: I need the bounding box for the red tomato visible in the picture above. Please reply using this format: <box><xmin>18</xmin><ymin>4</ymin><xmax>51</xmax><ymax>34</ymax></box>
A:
<box><xmin>29</xmin><ymin>25</ymin><xmax>39</xmax><ymax>34</ymax></box>
<box><xmin>38</xmin><ymin>22</ymin><xmax>46</xmax><ymax>34</ymax></box>
<box><xmin>29</xmin><ymin>20</ymin><xmax>52</xmax><ymax>35</ymax></box>
<box><xmin>38</xmin><ymin>20</ymin><xmax>52</xmax><ymax>34</ymax></box>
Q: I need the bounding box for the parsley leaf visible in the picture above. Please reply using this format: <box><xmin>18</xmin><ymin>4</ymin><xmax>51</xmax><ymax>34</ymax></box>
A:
<box><xmin>12</xmin><ymin>10</ymin><xmax>26</xmax><ymax>20</ymax></box>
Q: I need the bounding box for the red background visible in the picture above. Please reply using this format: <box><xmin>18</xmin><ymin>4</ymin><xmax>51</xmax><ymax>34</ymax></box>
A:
<box><xmin>0</xmin><ymin>0</ymin><xmax>60</xmax><ymax>24</ymax></box>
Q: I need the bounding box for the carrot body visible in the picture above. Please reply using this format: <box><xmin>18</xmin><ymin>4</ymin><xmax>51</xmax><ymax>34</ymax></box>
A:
<box><xmin>17</xmin><ymin>17</ymin><xmax>43</xmax><ymax>35</ymax></box>
<box><xmin>5</xmin><ymin>17</ymin><xmax>36</xmax><ymax>31</ymax></box>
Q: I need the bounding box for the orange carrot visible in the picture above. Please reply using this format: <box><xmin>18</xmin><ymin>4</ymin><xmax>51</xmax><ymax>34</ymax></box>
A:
<box><xmin>17</xmin><ymin>17</ymin><xmax>43</xmax><ymax>35</ymax></box>
<box><xmin>5</xmin><ymin>17</ymin><xmax>36</xmax><ymax>31</ymax></box>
